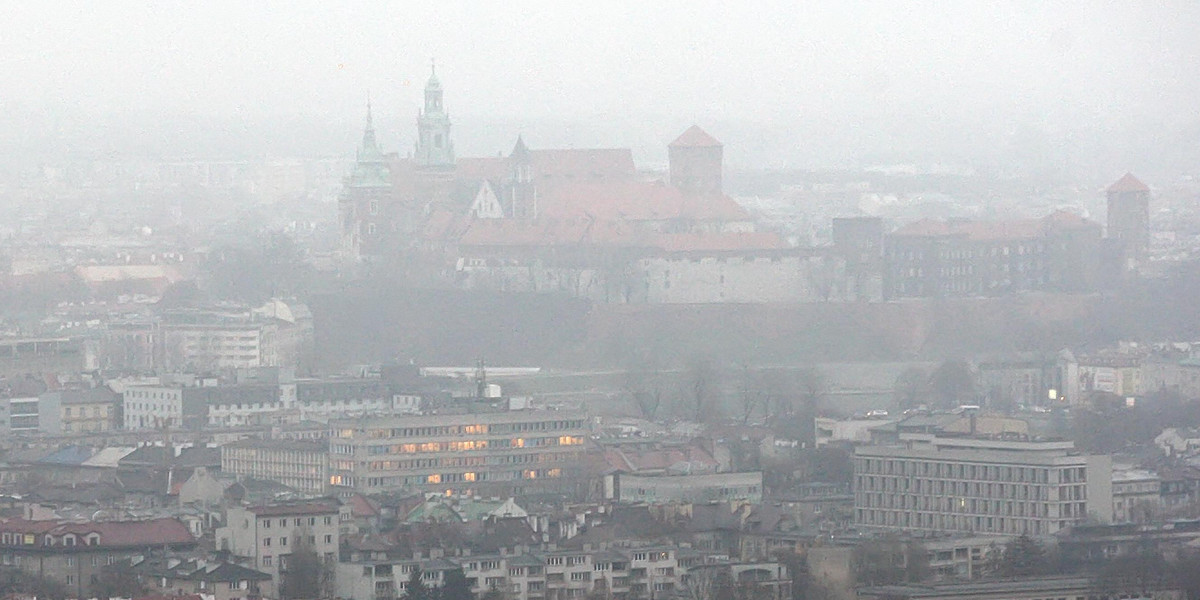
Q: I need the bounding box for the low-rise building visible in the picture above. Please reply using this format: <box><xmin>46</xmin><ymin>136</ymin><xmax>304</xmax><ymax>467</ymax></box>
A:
<box><xmin>606</xmin><ymin>472</ymin><xmax>763</xmax><ymax>504</ymax></box>
<box><xmin>0</xmin><ymin>517</ymin><xmax>196</xmax><ymax>599</ymax></box>
<box><xmin>132</xmin><ymin>554</ymin><xmax>275</xmax><ymax>600</ymax></box>
<box><xmin>55</xmin><ymin>387</ymin><xmax>119</xmax><ymax>433</ymax></box>
<box><xmin>1110</xmin><ymin>468</ymin><xmax>1162</xmax><ymax>524</ymax></box>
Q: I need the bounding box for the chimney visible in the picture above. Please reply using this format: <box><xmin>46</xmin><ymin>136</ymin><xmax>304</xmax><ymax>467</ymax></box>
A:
<box><xmin>969</xmin><ymin>412</ymin><xmax>977</xmax><ymax>435</ymax></box>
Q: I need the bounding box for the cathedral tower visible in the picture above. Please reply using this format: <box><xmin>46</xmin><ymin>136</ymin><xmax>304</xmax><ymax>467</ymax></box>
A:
<box><xmin>669</xmin><ymin>125</ymin><xmax>723</xmax><ymax>195</ymax></box>
<box><xmin>414</xmin><ymin>62</ymin><xmax>455</xmax><ymax>169</ymax></box>
<box><xmin>339</xmin><ymin>99</ymin><xmax>393</xmax><ymax>259</ymax></box>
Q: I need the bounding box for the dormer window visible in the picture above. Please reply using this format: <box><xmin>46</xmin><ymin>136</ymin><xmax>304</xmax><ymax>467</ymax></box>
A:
<box><xmin>63</xmin><ymin>535</ymin><xmax>76</xmax><ymax>547</ymax></box>
<box><xmin>44</xmin><ymin>535</ymin><xmax>53</xmax><ymax>546</ymax></box>
<box><xmin>87</xmin><ymin>534</ymin><xmax>100</xmax><ymax>546</ymax></box>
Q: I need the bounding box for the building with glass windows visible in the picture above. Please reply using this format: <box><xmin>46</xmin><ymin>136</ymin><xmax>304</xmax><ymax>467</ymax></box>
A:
<box><xmin>329</xmin><ymin>409</ymin><xmax>589</xmax><ymax>496</ymax></box>
<box><xmin>854</xmin><ymin>434</ymin><xmax>1112</xmax><ymax>535</ymax></box>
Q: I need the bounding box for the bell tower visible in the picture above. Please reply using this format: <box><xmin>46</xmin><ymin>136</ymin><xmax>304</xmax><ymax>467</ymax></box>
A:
<box><xmin>414</xmin><ymin>60</ymin><xmax>455</xmax><ymax>169</ymax></box>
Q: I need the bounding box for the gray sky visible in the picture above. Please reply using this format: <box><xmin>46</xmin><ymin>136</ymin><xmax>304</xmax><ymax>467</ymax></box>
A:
<box><xmin>3</xmin><ymin>1</ymin><xmax>1199</xmax><ymax>174</ymax></box>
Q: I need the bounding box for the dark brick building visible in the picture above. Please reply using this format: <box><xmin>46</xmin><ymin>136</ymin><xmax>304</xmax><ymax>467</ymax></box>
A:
<box><xmin>884</xmin><ymin>210</ymin><xmax>1102</xmax><ymax>299</ymax></box>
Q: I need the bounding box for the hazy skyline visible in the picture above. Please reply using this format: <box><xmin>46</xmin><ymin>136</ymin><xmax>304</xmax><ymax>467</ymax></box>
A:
<box><xmin>3</xmin><ymin>1</ymin><xmax>1199</xmax><ymax>176</ymax></box>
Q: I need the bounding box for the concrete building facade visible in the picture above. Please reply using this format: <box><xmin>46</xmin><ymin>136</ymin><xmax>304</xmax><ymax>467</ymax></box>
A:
<box><xmin>217</xmin><ymin>501</ymin><xmax>346</xmax><ymax>587</ymax></box>
<box><xmin>221</xmin><ymin>439</ymin><xmax>330</xmax><ymax>495</ymax></box>
<box><xmin>329</xmin><ymin>410</ymin><xmax>589</xmax><ymax>496</ymax></box>
<box><xmin>854</xmin><ymin>434</ymin><xmax>1113</xmax><ymax>536</ymax></box>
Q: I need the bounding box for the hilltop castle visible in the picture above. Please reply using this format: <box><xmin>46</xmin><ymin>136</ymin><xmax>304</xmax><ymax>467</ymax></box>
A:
<box><xmin>338</xmin><ymin>67</ymin><xmax>862</xmax><ymax>303</ymax></box>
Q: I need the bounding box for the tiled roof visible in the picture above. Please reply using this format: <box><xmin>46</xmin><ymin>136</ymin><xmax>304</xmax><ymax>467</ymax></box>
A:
<box><xmin>670</xmin><ymin>125</ymin><xmax>722</xmax><ymax>148</ymax></box>
<box><xmin>0</xmin><ymin>517</ymin><xmax>194</xmax><ymax>548</ymax></box>
<box><xmin>1107</xmin><ymin>172</ymin><xmax>1150</xmax><ymax>193</ymax></box>
<box><xmin>529</xmin><ymin>149</ymin><xmax>636</xmax><ymax>184</ymax></box>
<box><xmin>456</xmin><ymin>157</ymin><xmax>511</xmax><ymax>182</ymax></box>
<box><xmin>539</xmin><ymin>180</ymin><xmax>749</xmax><ymax>223</ymax></box>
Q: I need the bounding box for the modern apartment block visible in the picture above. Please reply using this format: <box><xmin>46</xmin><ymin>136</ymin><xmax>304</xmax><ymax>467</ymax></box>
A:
<box><xmin>221</xmin><ymin>439</ymin><xmax>331</xmax><ymax>494</ymax></box>
<box><xmin>854</xmin><ymin>434</ymin><xmax>1112</xmax><ymax>536</ymax></box>
<box><xmin>338</xmin><ymin>545</ymin><xmax>684</xmax><ymax>600</ymax></box>
<box><xmin>329</xmin><ymin>409</ymin><xmax>589</xmax><ymax>496</ymax></box>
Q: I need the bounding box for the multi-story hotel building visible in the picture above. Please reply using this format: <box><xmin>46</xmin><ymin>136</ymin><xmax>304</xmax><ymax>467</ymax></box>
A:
<box><xmin>854</xmin><ymin>434</ymin><xmax>1112</xmax><ymax>536</ymax></box>
<box><xmin>329</xmin><ymin>409</ymin><xmax>589</xmax><ymax>496</ymax></box>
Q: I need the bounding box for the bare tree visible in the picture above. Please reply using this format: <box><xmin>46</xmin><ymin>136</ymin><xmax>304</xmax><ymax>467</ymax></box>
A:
<box><xmin>684</xmin><ymin>356</ymin><xmax>720</xmax><ymax>423</ymax></box>
<box><xmin>624</xmin><ymin>366</ymin><xmax>666</xmax><ymax>421</ymax></box>
<box><xmin>893</xmin><ymin>366</ymin><xmax>930</xmax><ymax>410</ymax></box>
<box><xmin>738</xmin><ymin>364</ymin><xmax>760</xmax><ymax>425</ymax></box>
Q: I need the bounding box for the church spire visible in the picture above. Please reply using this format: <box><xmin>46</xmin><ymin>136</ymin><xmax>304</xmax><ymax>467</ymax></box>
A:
<box><xmin>357</xmin><ymin>95</ymin><xmax>383</xmax><ymax>163</ymax></box>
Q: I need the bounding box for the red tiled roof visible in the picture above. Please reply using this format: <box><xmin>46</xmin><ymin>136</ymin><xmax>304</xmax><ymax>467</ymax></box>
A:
<box><xmin>529</xmin><ymin>149</ymin><xmax>636</xmax><ymax>184</ymax></box>
<box><xmin>670</xmin><ymin>125</ymin><xmax>722</xmax><ymax>148</ymax></box>
<box><xmin>0</xmin><ymin>517</ymin><xmax>194</xmax><ymax>548</ymax></box>
<box><xmin>421</xmin><ymin>209</ymin><xmax>471</xmax><ymax>242</ymax></box>
<box><xmin>540</xmin><ymin>181</ymin><xmax>750</xmax><ymax>223</ymax></box>
<box><xmin>456</xmin><ymin>157</ymin><xmax>510</xmax><ymax>182</ymax></box>
<box><xmin>248</xmin><ymin>502</ymin><xmax>340</xmax><ymax>517</ymax></box>
<box><xmin>347</xmin><ymin>494</ymin><xmax>381</xmax><ymax>518</ymax></box>
<box><xmin>1107</xmin><ymin>172</ymin><xmax>1150</xmax><ymax>193</ymax></box>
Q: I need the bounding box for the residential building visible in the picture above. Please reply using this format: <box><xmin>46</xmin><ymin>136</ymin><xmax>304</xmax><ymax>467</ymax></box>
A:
<box><xmin>99</xmin><ymin>303</ymin><xmax>313</xmax><ymax>373</ymax></box>
<box><xmin>216</xmin><ymin>501</ymin><xmax>346</xmax><ymax>586</ymax></box>
<box><xmin>123</xmin><ymin>384</ymin><xmax>279</xmax><ymax>430</ymax></box>
<box><xmin>0</xmin><ymin>517</ymin><xmax>196</xmax><ymax>599</ymax></box>
<box><xmin>132</xmin><ymin>554</ymin><xmax>274</xmax><ymax>600</ymax></box>
<box><xmin>0</xmin><ymin>337</ymin><xmax>88</xmax><ymax>379</ymax></box>
<box><xmin>329</xmin><ymin>409</ymin><xmax>589</xmax><ymax>496</ymax></box>
<box><xmin>221</xmin><ymin>439</ymin><xmax>330</xmax><ymax>495</ymax></box>
<box><xmin>53</xmin><ymin>387</ymin><xmax>119</xmax><ymax>433</ymax></box>
<box><xmin>854</xmin><ymin>434</ymin><xmax>1113</xmax><ymax>535</ymax></box>
<box><xmin>1111</xmin><ymin>468</ymin><xmax>1161</xmax><ymax>524</ymax></box>
<box><xmin>336</xmin><ymin>544</ymin><xmax>684</xmax><ymax>600</ymax></box>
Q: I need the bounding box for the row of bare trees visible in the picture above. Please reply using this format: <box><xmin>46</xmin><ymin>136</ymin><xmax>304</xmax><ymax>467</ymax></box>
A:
<box><xmin>622</xmin><ymin>355</ymin><xmax>830</xmax><ymax>430</ymax></box>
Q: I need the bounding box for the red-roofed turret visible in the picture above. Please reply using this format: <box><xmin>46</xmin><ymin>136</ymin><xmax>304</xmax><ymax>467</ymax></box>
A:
<box><xmin>669</xmin><ymin>125</ymin><xmax>723</xmax><ymax>195</ymax></box>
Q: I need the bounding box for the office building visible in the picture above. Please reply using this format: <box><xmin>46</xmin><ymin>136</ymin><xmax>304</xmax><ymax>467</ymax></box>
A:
<box><xmin>329</xmin><ymin>409</ymin><xmax>588</xmax><ymax>496</ymax></box>
<box><xmin>854</xmin><ymin>434</ymin><xmax>1112</xmax><ymax>535</ymax></box>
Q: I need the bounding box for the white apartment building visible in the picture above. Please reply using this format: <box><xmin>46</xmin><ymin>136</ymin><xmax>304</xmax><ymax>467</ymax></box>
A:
<box><xmin>217</xmin><ymin>501</ymin><xmax>349</xmax><ymax>587</ymax></box>
<box><xmin>123</xmin><ymin>386</ymin><xmax>186</xmax><ymax>430</ymax></box>
<box><xmin>337</xmin><ymin>546</ymin><xmax>681</xmax><ymax>600</ymax></box>
<box><xmin>854</xmin><ymin>434</ymin><xmax>1112</xmax><ymax>536</ymax></box>
<box><xmin>221</xmin><ymin>439</ymin><xmax>330</xmax><ymax>495</ymax></box>
<box><xmin>164</xmin><ymin>322</ymin><xmax>278</xmax><ymax>370</ymax></box>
